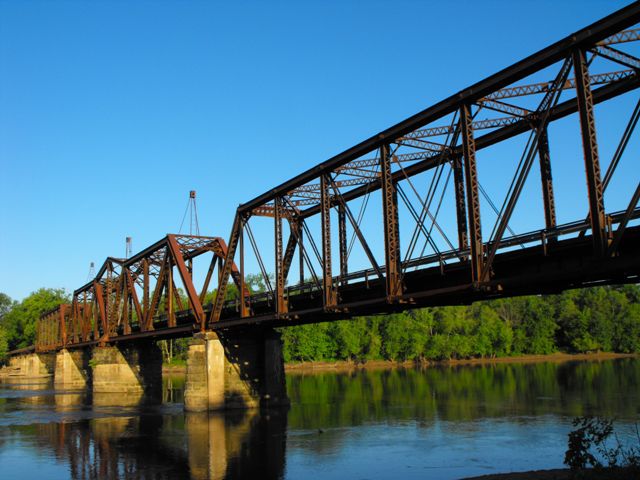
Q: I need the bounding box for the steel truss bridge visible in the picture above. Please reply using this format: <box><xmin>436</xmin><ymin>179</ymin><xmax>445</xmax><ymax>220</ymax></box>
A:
<box><xmin>35</xmin><ymin>4</ymin><xmax>640</xmax><ymax>353</ymax></box>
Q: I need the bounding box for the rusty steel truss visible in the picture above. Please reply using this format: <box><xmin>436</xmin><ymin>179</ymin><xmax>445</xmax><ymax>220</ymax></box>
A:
<box><xmin>36</xmin><ymin>3</ymin><xmax>640</xmax><ymax>352</ymax></box>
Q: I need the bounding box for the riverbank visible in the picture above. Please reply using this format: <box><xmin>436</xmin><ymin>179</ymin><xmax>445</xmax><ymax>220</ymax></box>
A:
<box><xmin>161</xmin><ymin>351</ymin><xmax>637</xmax><ymax>375</ymax></box>
<box><xmin>462</xmin><ymin>466</ymin><xmax>637</xmax><ymax>479</ymax></box>
<box><xmin>284</xmin><ymin>351</ymin><xmax>637</xmax><ymax>373</ymax></box>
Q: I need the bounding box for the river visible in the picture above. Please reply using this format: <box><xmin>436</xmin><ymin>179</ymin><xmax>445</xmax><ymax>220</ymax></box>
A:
<box><xmin>0</xmin><ymin>358</ymin><xmax>638</xmax><ymax>479</ymax></box>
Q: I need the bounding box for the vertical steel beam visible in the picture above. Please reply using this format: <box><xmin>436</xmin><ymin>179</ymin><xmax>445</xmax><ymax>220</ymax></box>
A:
<box><xmin>145</xmin><ymin>254</ymin><xmax>168</xmax><ymax>331</ymax></box>
<box><xmin>338</xmin><ymin>203</ymin><xmax>348</xmax><ymax>284</ymax></box>
<box><xmin>537</xmin><ymin>126</ymin><xmax>557</xmax><ymax>235</ymax></box>
<box><xmin>452</xmin><ymin>156</ymin><xmax>469</xmax><ymax>252</ymax></box>
<box><xmin>380</xmin><ymin>144</ymin><xmax>402</xmax><ymax>299</ymax></box>
<box><xmin>60</xmin><ymin>305</ymin><xmax>67</xmax><ymax>347</ymax></box>
<box><xmin>320</xmin><ymin>174</ymin><xmax>336</xmax><ymax>308</ymax></box>
<box><xmin>298</xmin><ymin>223</ymin><xmax>305</xmax><ymax>286</ymax></box>
<box><xmin>274</xmin><ymin>197</ymin><xmax>287</xmax><ymax>315</ymax></box>
<box><xmin>167</xmin><ymin>256</ymin><xmax>175</xmax><ymax>327</ymax></box>
<box><xmin>239</xmin><ymin>221</ymin><xmax>248</xmax><ymax>318</ymax></box>
<box><xmin>113</xmin><ymin>275</ymin><xmax>122</xmax><ymax>336</ymax></box>
<box><xmin>142</xmin><ymin>259</ymin><xmax>150</xmax><ymax>315</ymax></box>
<box><xmin>121</xmin><ymin>277</ymin><xmax>129</xmax><ymax>335</ymax></box>
<box><xmin>71</xmin><ymin>297</ymin><xmax>78</xmax><ymax>344</ymax></box>
<box><xmin>460</xmin><ymin>104</ymin><xmax>484</xmax><ymax>283</ymax></box>
<box><xmin>82</xmin><ymin>292</ymin><xmax>89</xmax><ymax>341</ymax></box>
<box><xmin>93</xmin><ymin>281</ymin><xmax>107</xmax><ymax>341</ymax></box>
<box><xmin>105</xmin><ymin>266</ymin><xmax>113</xmax><ymax>334</ymax></box>
<box><xmin>92</xmin><ymin>290</ymin><xmax>98</xmax><ymax>340</ymax></box>
<box><xmin>572</xmin><ymin>48</ymin><xmax>607</xmax><ymax>256</ymax></box>
<box><xmin>217</xmin><ymin>256</ymin><xmax>224</xmax><ymax>286</ymax></box>
<box><xmin>124</xmin><ymin>269</ymin><xmax>141</xmax><ymax>335</ymax></box>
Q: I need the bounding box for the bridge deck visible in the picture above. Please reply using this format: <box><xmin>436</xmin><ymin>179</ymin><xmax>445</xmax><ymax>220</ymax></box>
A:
<box><xmin>30</xmin><ymin>222</ymin><xmax>640</xmax><ymax>353</ymax></box>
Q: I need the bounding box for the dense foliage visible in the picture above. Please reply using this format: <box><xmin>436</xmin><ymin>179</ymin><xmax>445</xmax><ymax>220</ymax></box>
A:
<box><xmin>0</xmin><ymin>288</ymin><xmax>69</xmax><ymax>357</ymax></box>
<box><xmin>279</xmin><ymin>285</ymin><xmax>640</xmax><ymax>363</ymax></box>
<box><xmin>0</xmin><ymin>284</ymin><xmax>638</xmax><ymax>365</ymax></box>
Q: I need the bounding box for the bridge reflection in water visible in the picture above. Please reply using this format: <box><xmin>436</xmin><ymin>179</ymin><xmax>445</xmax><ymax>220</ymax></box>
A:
<box><xmin>31</xmin><ymin>406</ymin><xmax>287</xmax><ymax>480</ymax></box>
<box><xmin>1</xmin><ymin>359</ymin><xmax>638</xmax><ymax>479</ymax></box>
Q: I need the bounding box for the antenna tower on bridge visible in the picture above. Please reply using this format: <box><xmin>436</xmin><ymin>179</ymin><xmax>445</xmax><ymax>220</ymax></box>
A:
<box><xmin>179</xmin><ymin>190</ymin><xmax>200</xmax><ymax>236</ymax></box>
<box><xmin>86</xmin><ymin>262</ymin><xmax>95</xmax><ymax>281</ymax></box>
<box><xmin>125</xmin><ymin>237</ymin><xmax>133</xmax><ymax>259</ymax></box>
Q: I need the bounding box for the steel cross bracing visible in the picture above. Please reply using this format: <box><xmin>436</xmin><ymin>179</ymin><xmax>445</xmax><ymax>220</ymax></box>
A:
<box><xmin>35</xmin><ymin>4</ymin><xmax>640</xmax><ymax>352</ymax></box>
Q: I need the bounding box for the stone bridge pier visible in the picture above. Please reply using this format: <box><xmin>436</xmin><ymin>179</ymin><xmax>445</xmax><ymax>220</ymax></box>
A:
<box><xmin>54</xmin><ymin>348</ymin><xmax>91</xmax><ymax>389</ymax></box>
<box><xmin>5</xmin><ymin>329</ymin><xmax>288</xmax><ymax>411</ymax></box>
<box><xmin>91</xmin><ymin>341</ymin><xmax>163</xmax><ymax>405</ymax></box>
<box><xmin>184</xmin><ymin>328</ymin><xmax>289</xmax><ymax>412</ymax></box>
<box><xmin>4</xmin><ymin>352</ymin><xmax>55</xmax><ymax>381</ymax></box>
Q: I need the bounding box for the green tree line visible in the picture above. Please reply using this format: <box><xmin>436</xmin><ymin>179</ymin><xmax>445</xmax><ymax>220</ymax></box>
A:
<box><xmin>0</xmin><ymin>288</ymin><xmax>69</xmax><ymax>361</ymax></box>
<box><xmin>279</xmin><ymin>285</ymin><xmax>640</xmax><ymax>363</ymax></box>
<box><xmin>1</xmin><ymin>284</ymin><xmax>638</xmax><ymax>364</ymax></box>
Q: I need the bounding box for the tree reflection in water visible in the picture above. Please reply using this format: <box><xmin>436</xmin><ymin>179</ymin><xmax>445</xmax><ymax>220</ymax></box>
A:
<box><xmin>0</xmin><ymin>358</ymin><xmax>637</xmax><ymax>479</ymax></box>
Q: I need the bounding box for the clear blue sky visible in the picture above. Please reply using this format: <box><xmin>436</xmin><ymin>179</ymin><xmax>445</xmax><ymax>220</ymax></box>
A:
<box><xmin>0</xmin><ymin>0</ymin><xmax>636</xmax><ymax>301</ymax></box>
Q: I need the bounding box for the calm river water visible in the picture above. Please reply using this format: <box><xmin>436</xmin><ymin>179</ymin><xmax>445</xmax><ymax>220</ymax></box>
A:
<box><xmin>0</xmin><ymin>358</ymin><xmax>638</xmax><ymax>479</ymax></box>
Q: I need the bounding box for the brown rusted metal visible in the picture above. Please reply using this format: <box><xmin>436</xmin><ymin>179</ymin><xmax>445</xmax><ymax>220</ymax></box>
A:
<box><xmin>282</xmin><ymin>218</ymin><xmax>300</xmax><ymax>284</ymax></box>
<box><xmin>452</xmin><ymin>155</ymin><xmax>468</xmax><ymax>252</ymax></box>
<box><xmin>320</xmin><ymin>174</ymin><xmax>336</xmax><ymax>308</ymax></box>
<box><xmin>380</xmin><ymin>143</ymin><xmax>402</xmax><ymax>300</ymax></box>
<box><xmin>239</xmin><ymin>220</ymin><xmax>248</xmax><ymax>318</ymax></box>
<box><xmin>210</xmin><ymin>214</ymin><xmax>245</xmax><ymax>324</ymax></box>
<box><xmin>338</xmin><ymin>203</ymin><xmax>348</xmax><ymax>284</ymax></box>
<box><xmin>573</xmin><ymin>47</ymin><xmax>608</xmax><ymax>256</ymax></box>
<box><xmin>460</xmin><ymin>103</ymin><xmax>484</xmax><ymax>284</ymax></box>
<box><xmin>537</xmin><ymin>126</ymin><xmax>557</xmax><ymax>235</ymax></box>
<box><xmin>167</xmin><ymin>234</ymin><xmax>206</xmax><ymax>326</ymax></box>
<box><xmin>274</xmin><ymin>197</ymin><xmax>287</xmax><ymax>315</ymax></box>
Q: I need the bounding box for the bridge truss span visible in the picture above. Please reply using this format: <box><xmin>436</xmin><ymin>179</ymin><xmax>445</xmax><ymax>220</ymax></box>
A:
<box><xmin>35</xmin><ymin>3</ymin><xmax>640</xmax><ymax>352</ymax></box>
<box><xmin>36</xmin><ymin>234</ymin><xmax>246</xmax><ymax>351</ymax></box>
<box><xmin>212</xmin><ymin>3</ymin><xmax>640</xmax><ymax>326</ymax></box>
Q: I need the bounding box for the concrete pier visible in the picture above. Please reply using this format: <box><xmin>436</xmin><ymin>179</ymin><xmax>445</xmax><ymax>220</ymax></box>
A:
<box><xmin>2</xmin><ymin>352</ymin><xmax>54</xmax><ymax>380</ymax></box>
<box><xmin>54</xmin><ymin>348</ymin><xmax>89</xmax><ymax>389</ymax></box>
<box><xmin>91</xmin><ymin>342</ymin><xmax>162</xmax><ymax>403</ymax></box>
<box><xmin>184</xmin><ymin>329</ymin><xmax>288</xmax><ymax>412</ymax></box>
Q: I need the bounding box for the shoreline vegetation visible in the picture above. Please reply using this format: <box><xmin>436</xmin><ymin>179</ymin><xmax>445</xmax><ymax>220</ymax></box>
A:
<box><xmin>160</xmin><ymin>351</ymin><xmax>639</xmax><ymax>375</ymax></box>
<box><xmin>284</xmin><ymin>351</ymin><xmax>639</xmax><ymax>373</ymax></box>
<box><xmin>461</xmin><ymin>467</ymin><xmax>636</xmax><ymax>479</ymax></box>
<box><xmin>158</xmin><ymin>285</ymin><xmax>640</xmax><ymax>371</ymax></box>
<box><xmin>1</xmin><ymin>285</ymin><xmax>639</xmax><ymax>367</ymax></box>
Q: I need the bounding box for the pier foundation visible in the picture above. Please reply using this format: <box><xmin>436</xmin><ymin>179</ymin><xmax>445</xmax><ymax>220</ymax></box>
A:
<box><xmin>5</xmin><ymin>352</ymin><xmax>54</xmax><ymax>379</ymax></box>
<box><xmin>54</xmin><ymin>348</ymin><xmax>89</xmax><ymax>389</ymax></box>
<box><xmin>184</xmin><ymin>329</ymin><xmax>288</xmax><ymax>412</ymax></box>
<box><xmin>91</xmin><ymin>342</ymin><xmax>162</xmax><ymax>403</ymax></box>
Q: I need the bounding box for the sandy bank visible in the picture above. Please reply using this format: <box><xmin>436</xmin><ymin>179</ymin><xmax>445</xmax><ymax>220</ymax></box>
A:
<box><xmin>284</xmin><ymin>352</ymin><xmax>638</xmax><ymax>374</ymax></box>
